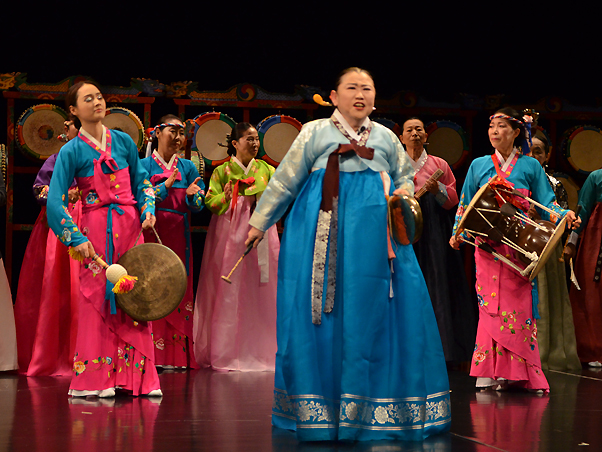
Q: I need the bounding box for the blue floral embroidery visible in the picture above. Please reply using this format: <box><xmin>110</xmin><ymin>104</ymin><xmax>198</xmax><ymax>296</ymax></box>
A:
<box><xmin>85</xmin><ymin>191</ymin><xmax>99</xmax><ymax>205</ymax></box>
<box><xmin>477</xmin><ymin>294</ymin><xmax>485</xmax><ymax>307</ymax></box>
<box><xmin>61</xmin><ymin>228</ymin><xmax>72</xmax><ymax>242</ymax></box>
<box><xmin>153</xmin><ymin>185</ymin><xmax>164</xmax><ymax>203</ymax></box>
<box><xmin>191</xmin><ymin>191</ymin><xmax>205</xmax><ymax>209</ymax></box>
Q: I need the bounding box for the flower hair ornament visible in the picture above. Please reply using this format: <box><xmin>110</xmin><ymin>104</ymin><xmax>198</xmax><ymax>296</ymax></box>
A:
<box><xmin>523</xmin><ymin>108</ymin><xmax>539</xmax><ymax>147</ymax></box>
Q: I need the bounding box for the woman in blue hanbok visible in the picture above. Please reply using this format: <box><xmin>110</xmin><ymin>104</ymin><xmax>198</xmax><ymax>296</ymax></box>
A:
<box><xmin>565</xmin><ymin>169</ymin><xmax>602</xmax><ymax>365</ymax></box>
<box><xmin>246</xmin><ymin>67</ymin><xmax>451</xmax><ymax>442</ymax></box>
<box><xmin>450</xmin><ymin>108</ymin><xmax>578</xmax><ymax>393</ymax></box>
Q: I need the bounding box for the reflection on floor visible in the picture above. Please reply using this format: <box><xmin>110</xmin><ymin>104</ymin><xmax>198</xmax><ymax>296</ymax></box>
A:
<box><xmin>1</xmin><ymin>367</ymin><xmax>601</xmax><ymax>451</ymax></box>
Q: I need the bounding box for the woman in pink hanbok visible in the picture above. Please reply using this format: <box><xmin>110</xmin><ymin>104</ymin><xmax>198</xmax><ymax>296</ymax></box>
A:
<box><xmin>450</xmin><ymin>107</ymin><xmax>580</xmax><ymax>393</ymax></box>
<box><xmin>141</xmin><ymin>115</ymin><xmax>205</xmax><ymax>369</ymax></box>
<box><xmin>401</xmin><ymin>117</ymin><xmax>477</xmax><ymax>364</ymax></box>
<box><xmin>14</xmin><ymin>118</ymin><xmax>81</xmax><ymax>376</ymax></box>
<box><xmin>193</xmin><ymin>122</ymin><xmax>279</xmax><ymax>371</ymax></box>
<box><xmin>46</xmin><ymin>81</ymin><xmax>161</xmax><ymax>397</ymax></box>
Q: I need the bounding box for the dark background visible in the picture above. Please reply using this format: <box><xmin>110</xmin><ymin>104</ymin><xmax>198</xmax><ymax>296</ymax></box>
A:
<box><xmin>3</xmin><ymin>6</ymin><xmax>601</xmax><ymax>105</ymax></box>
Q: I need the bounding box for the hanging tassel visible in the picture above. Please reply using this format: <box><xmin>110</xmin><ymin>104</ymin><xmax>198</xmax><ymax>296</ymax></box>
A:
<box><xmin>531</xmin><ymin>278</ymin><xmax>540</xmax><ymax>320</ymax></box>
<box><xmin>112</xmin><ymin>274</ymin><xmax>138</xmax><ymax>293</ymax></box>
<box><xmin>68</xmin><ymin>247</ymin><xmax>84</xmax><ymax>262</ymax></box>
<box><xmin>93</xmin><ymin>254</ymin><xmax>137</xmax><ymax>294</ymax></box>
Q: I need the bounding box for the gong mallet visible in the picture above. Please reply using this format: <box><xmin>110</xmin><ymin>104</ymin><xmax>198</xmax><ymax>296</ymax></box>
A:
<box><xmin>91</xmin><ymin>253</ymin><xmax>138</xmax><ymax>293</ymax></box>
<box><xmin>559</xmin><ymin>205</ymin><xmax>582</xmax><ymax>263</ymax></box>
<box><xmin>221</xmin><ymin>242</ymin><xmax>255</xmax><ymax>284</ymax></box>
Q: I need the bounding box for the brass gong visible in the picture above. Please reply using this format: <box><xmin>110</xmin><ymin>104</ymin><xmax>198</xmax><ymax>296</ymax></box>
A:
<box><xmin>115</xmin><ymin>243</ymin><xmax>187</xmax><ymax>321</ymax></box>
<box><xmin>388</xmin><ymin>194</ymin><xmax>423</xmax><ymax>245</ymax></box>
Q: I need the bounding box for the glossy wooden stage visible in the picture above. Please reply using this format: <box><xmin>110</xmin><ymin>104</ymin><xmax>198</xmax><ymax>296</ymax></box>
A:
<box><xmin>1</xmin><ymin>367</ymin><xmax>601</xmax><ymax>451</ymax></box>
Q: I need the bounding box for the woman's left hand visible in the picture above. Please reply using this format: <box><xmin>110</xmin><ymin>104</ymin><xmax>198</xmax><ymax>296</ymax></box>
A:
<box><xmin>449</xmin><ymin>234</ymin><xmax>462</xmax><ymax>250</ymax></box>
<box><xmin>223</xmin><ymin>181</ymin><xmax>233</xmax><ymax>202</ymax></box>
<box><xmin>142</xmin><ymin>212</ymin><xmax>156</xmax><ymax>230</ymax></box>
<box><xmin>68</xmin><ymin>188</ymin><xmax>80</xmax><ymax>204</ymax></box>
<box><xmin>528</xmin><ymin>204</ymin><xmax>540</xmax><ymax>220</ymax></box>
<box><xmin>186</xmin><ymin>177</ymin><xmax>203</xmax><ymax>197</ymax></box>
<box><xmin>165</xmin><ymin>168</ymin><xmax>179</xmax><ymax>189</ymax></box>
<box><xmin>563</xmin><ymin>243</ymin><xmax>576</xmax><ymax>262</ymax></box>
<box><xmin>424</xmin><ymin>179</ymin><xmax>439</xmax><ymax>195</ymax></box>
<box><xmin>566</xmin><ymin>210</ymin><xmax>581</xmax><ymax>230</ymax></box>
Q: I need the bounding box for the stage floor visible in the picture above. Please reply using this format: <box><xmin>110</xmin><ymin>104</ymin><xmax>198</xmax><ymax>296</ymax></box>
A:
<box><xmin>1</xmin><ymin>366</ymin><xmax>600</xmax><ymax>451</ymax></box>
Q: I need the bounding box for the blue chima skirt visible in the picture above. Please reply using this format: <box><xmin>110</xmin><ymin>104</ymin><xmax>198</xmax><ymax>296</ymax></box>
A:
<box><xmin>272</xmin><ymin>168</ymin><xmax>451</xmax><ymax>442</ymax></box>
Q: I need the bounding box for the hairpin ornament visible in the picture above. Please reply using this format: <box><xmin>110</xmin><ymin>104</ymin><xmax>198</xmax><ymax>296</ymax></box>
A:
<box><xmin>313</xmin><ymin>94</ymin><xmax>333</xmax><ymax>107</ymax></box>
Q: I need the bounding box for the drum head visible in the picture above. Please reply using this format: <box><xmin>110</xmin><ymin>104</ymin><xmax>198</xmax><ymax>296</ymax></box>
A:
<box><xmin>528</xmin><ymin>216</ymin><xmax>567</xmax><ymax>280</ymax></box>
<box><xmin>426</xmin><ymin>121</ymin><xmax>469</xmax><ymax>169</ymax></box>
<box><xmin>455</xmin><ymin>182</ymin><xmax>491</xmax><ymax>236</ymax></box>
<box><xmin>563</xmin><ymin>126</ymin><xmax>602</xmax><ymax>175</ymax></box>
<box><xmin>192</xmin><ymin>112</ymin><xmax>236</xmax><ymax>166</ymax></box>
<box><xmin>257</xmin><ymin>115</ymin><xmax>302</xmax><ymax>166</ymax></box>
<box><xmin>115</xmin><ymin>243</ymin><xmax>187</xmax><ymax>321</ymax></box>
<box><xmin>102</xmin><ymin>107</ymin><xmax>145</xmax><ymax>150</ymax></box>
<box><xmin>17</xmin><ymin>104</ymin><xmax>68</xmax><ymax>159</ymax></box>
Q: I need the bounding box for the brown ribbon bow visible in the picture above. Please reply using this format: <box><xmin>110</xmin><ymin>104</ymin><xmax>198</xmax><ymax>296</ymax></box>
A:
<box><xmin>321</xmin><ymin>141</ymin><xmax>374</xmax><ymax>212</ymax></box>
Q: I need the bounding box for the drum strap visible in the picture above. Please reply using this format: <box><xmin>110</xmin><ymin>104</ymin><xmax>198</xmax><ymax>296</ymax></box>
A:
<box><xmin>491</xmin><ymin>153</ymin><xmax>519</xmax><ymax>179</ymax></box>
